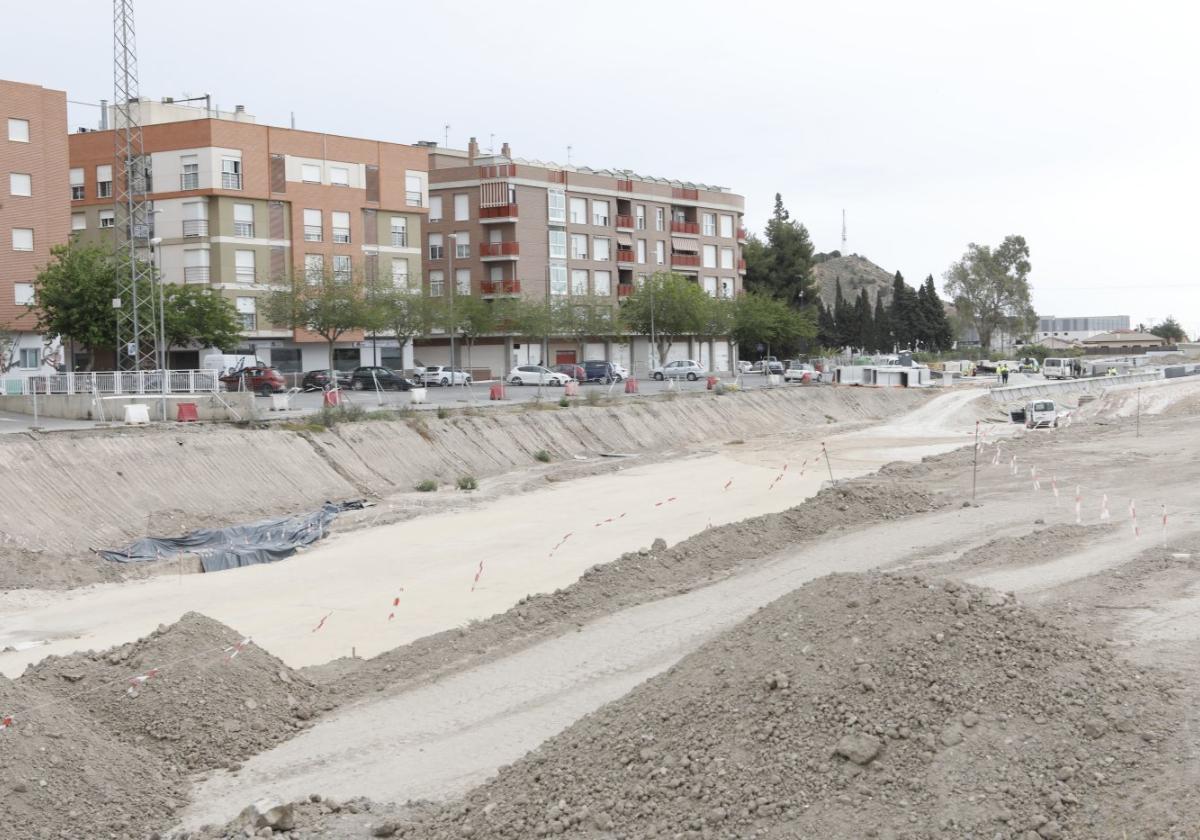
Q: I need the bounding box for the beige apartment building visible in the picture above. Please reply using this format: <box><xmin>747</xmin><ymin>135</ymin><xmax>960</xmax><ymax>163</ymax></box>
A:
<box><xmin>68</xmin><ymin>99</ymin><xmax>428</xmax><ymax>372</ymax></box>
<box><xmin>0</xmin><ymin>79</ymin><xmax>69</xmax><ymax>380</ymax></box>
<box><xmin>421</xmin><ymin>139</ymin><xmax>747</xmax><ymax>375</ymax></box>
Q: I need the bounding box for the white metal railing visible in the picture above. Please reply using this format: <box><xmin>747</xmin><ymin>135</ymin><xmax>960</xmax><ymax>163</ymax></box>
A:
<box><xmin>180</xmin><ymin>172</ymin><xmax>199</xmax><ymax>190</ymax></box>
<box><xmin>304</xmin><ymin>225</ymin><xmax>322</xmax><ymax>242</ymax></box>
<box><xmin>391</xmin><ymin>231</ymin><xmax>408</xmax><ymax>247</ymax></box>
<box><xmin>333</xmin><ymin>229</ymin><xmax>351</xmax><ymax>244</ymax></box>
<box><xmin>221</xmin><ymin>172</ymin><xmax>242</xmax><ymax>190</ymax></box>
<box><xmin>234</xmin><ymin>221</ymin><xmax>253</xmax><ymax>237</ymax></box>
<box><xmin>182</xmin><ymin>219</ymin><xmax>209</xmax><ymax>237</ymax></box>
<box><xmin>184</xmin><ymin>265</ymin><xmax>211</xmax><ymax>282</ymax></box>
<box><xmin>20</xmin><ymin>369</ymin><xmax>221</xmax><ymax>397</ymax></box>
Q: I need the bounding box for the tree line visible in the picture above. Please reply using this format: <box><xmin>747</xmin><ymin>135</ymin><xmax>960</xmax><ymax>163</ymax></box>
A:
<box><xmin>815</xmin><ymin>272</ymin><xmax>954</xmax><ymax>353</ymax></box>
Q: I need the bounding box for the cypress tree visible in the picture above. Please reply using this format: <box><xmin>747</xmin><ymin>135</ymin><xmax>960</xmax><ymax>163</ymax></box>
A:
<box><xmin>920</xmin><ymin>275</ymin><xmax>953</xmax><ymax>350</ymax></box>
<box><xmin>833</xmin><ymin>279</ymin><xmax>853</xmax><ymax>348</ymax></box>
<box><xmin>873</xmin><ymin>292</ymin><xmax>892</xmax><ymax>353</ymax></box>
<box><xmin>855</xmin><ymin>288</ymin><xmax>873</xmax><ymax>351</ymax></box>
<box><xmin>817</xmin><ymin>300</ymin><xmax>838</xmax><ymax>348</ymax></box>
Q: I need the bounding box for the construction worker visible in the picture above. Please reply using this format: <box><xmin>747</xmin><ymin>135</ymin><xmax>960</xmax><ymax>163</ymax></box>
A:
<box><xmin>999</xmin><ymin>363</ymin><xmax>1009</xmax><ymax>385</ymax></box>
<box><xmin>1107</xmin><ymin>366</ymin><xmax>1117</xmax><ymax>377</ymax></box>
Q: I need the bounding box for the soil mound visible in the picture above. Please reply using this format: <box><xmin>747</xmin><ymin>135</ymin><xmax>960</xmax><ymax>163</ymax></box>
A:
<box><xmin>390</xmin><ymin>572</ymin><xmax>1187</xmax><ymax>839</ymax></box>
<box><xmin>21</xmin><ymin>612</ymin><xmax>328</xmax><ymax>773</ymax></box>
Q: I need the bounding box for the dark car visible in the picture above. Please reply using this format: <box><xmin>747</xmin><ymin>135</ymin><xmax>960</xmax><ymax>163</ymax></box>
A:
<box><xmin>220</xmin><ymin>366</ymin><xmax>286</xmax><ymax>396</ymax></box>
<box><xmin>581</xmin><ymin>360</ymin><xmax>622</xmax><ymax>383</ymax></box>
<box><xmin>553</xmin><ymin>363</ymin><xmax>585</xmax><ymax>381</ymax></box>
<box><xmin>301</xmin><ymin>369</ymin><xmax>352</xmax><ymax>391</ymax></box>
<box><xmin>349</xmin><ymin>366</ymin><xmax>414</xmax><ymax>391</ymax></box>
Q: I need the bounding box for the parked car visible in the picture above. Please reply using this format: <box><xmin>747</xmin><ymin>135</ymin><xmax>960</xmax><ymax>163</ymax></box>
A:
<box><xmin>749</xmin><ymin>359</ymin><xmax>785</xmax><ymax>375</ymax></box>
<box><xmin>220</xmin><ymin>365</ymin><xmax>286</xmax><ymax>396</ymax></box>
<box><xmin>610</xmin><ymin>362</ymin><xmax>630</xmax><ymax>380</ymax></box>
<box><xmin>349</xmin><ymin>366</ymin><xmax>414</xmax><ymax>391</ymax></box>
<box><xmin>651</xmin><ymin>360</ymin><xmax>706</xmax><ymax>381</ymax></box>
<box><xmin>581</xmin><ymin>360</ymin><xmax>620</xmax><ymax>383</ymax></box>
<box><xmin>419</xmin><ymin>365</ymin><xmax>472</xmax><ymax>386</ymax></box>
<box><xmin>736</xmin><ymin>360</ymin><xmax>754</xmax><ymax>374</ymax></box>
<box><xmin>506</xmin><ymin>365</ymin><xmax>570</xmax><ymax>386</ymax></box>
<box><xmin>783</xmin><ymin>362</ymin><xmax>816</xmax><ymax>382</ymax></box>
<box><xmin>553</xmin><ymin>363</ymin><xmax>586</xmax><ymax>382</ymax></box>
<box><xmin>301</xmin><ymin>369</ymin><xmax>352</xmax><ymax>391</ymax></box>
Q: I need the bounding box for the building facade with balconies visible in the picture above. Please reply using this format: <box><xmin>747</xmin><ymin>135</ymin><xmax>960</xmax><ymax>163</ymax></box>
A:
<box><xmin>421</xmin><ymin>138</ymin><xmax>746</xmax><ymax>376</ymax></box>
<box><xmin>67</xmin><ymin>98</ymin><xmax>428</xmax><ymax>373</ymax></box>
<box><xmin>0</xmin><ymin>79</ymin><xmax>69</xmax><ymax>378</ymax></box>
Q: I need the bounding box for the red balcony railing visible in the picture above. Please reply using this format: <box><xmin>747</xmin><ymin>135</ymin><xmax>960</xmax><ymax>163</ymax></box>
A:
<box><xmin>479</xmin><ymin>163</ymin><xmax>517</xmax><ymax>178</ymax></box>
<box><xmin>615</xmin><ymin>214</ymin><xmax>634</xmax><ymax>229</ymax></box>
<box><xmin>672</xmin><ymin>187</ymin><xmax>699</xmax><ymax>200</ymax></box>
<box><xmin>616</xmin><ymin>248</ymin><xmax>635</xmax><ymax>263</ymax></box>
<box><xmin>671</xmin><ymin>253</ymin><xmax>700</xmax><ymax>267</ymax></box>
<box><xmin>480</xmin><ymin>241</ymin><xmax>520</xmax><ymax>257</ymax></box>
<box><xmin>617</xmin><ymin>284</ymin><xmax>634</xmax><ymax>299</ymax></box>
<box><xmin>616</xmin><ymin>179</ymin><xmax>634</xmax><ymax>192</ymax></box>
<box><xmin>737</xmin><ymin>227</ymin><xmax>747</xmax><ymax>240</ymax></box>
<box><xmin>481</xmin><ymin>279</ymin><xmax>522</xmax><ymax>296</ymax></box>
<box><xmin>738</xmin><ymin>258</ymin><xmax>747</xmax><ymax>271</ymax></box>
<box><xmin>671</xmin><ymin>220</ymin><xmax>699</xmax><ymax>235</ymax></box>
<box><xmin>480</xmin><ymin>203</ymin><xmax>519</xmax><ymax>220</ymax></box>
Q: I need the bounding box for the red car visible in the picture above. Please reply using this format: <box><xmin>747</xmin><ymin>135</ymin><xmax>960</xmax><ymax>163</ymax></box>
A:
<box><xmin>553</xmin><ymin>363</ymin><xmax>585</xmax><ymax>381</ymax></box>
<box><xmin>220</xmin><ymin>366</ymin><xmax>286</xmax><ymax>396</ymax></box>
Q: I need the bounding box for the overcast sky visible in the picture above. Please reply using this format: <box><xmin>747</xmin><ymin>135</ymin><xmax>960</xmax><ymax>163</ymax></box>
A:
<box><xmin>7</xmin><ymin>0</ymin><xmax>1198</xmax><ymax>334</ymax></box>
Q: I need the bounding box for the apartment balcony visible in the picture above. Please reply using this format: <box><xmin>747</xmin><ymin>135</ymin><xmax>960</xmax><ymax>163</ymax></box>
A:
<box><xmin>480</xmin><ymin>163</ymin><xmax>517</xmax><ymax>179</ymax></box>
<box><xmin>737</xmin><ymin>227</ymin><xmax>747</xmax><ymax>242</ymax></box>
<box><xmin>616</xmin><ymin>179</ymin><xmax>634</xmax><ymax>192</ymax></box>
<box><xmin>480</xmin><ymin>203</ymin><xmax>519</xmax><ymax>223</ymax></box>
<box><xmin>671</xmin><ymin>253</ymin><xmax>700</xmax><ymax>268</ymax></box>
<box><xmin>481</xmin><ymin>279</ymin><xmax>522</xmax><ymax>297</ymax></box>
<box><xmin>182</xmin><ymin>219</ymin><xmax>209</xmax><ymax>237</ymax></box>
<box><xmin>615</xmin><ymin>214</ymin><xmax>634</xmax><ymax>230</ymax></box>
<box><xmin>183</xmin><ymin>266</ymin><xmax>211</xmax><ymax>283</ymax></box>
<box><xmin>617</xmin><ymin>284</ymin><xmax>634</xmax><ymax>299</ymax></box>
<box><xmin>670</xmin><ymin>220</ymin><xmax>699</xmax><ymax>236</ymax></box>
<box><xmin>616</xmin><ymin>248</ymin><xmax>635</xmax><ymax>264</ymax></box>
<box><xmin>738</xmin><ymin>258</ymin><xmax>747</xmax><ymax>273</ymax></box>
<box><xmin>672</xmin><ymin>187</ymin><xmax>699</xmax><ymax>201</ymax></box>
<box><xmin>480</xmin><ymin>241</ymin><xmax>520</xmax><ymax>260</ymax></box>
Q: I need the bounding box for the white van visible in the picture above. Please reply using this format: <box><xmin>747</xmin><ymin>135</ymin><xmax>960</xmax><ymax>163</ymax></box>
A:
<box><xmin>1025</xmin><ymin>399</ymin><xmax>1058</xmax><ymax>429</ymax></box>
<box><xmin>201</xmin><ymin>353</ymin><xmax>265</xmax><ymax>376</ymax></box>
<box><xmin>1042</xmin><ymin>358</ymin><xmax>1071</xmax><ymax>380</ymax></box>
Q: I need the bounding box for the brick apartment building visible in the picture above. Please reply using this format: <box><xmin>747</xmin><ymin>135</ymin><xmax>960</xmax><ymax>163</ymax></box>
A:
<box><xmin>68</xmin><ymin>98</ymin><xmax>428</xmax><ymax>372</ymax></box>
<box><xmin>0</xmin><ymin>79</ymin><xmax>68</xmax><ymax>379</ymax></box>
<box><xmin>421</xmin><ymin>139</ymin><xmax>747</xmax><ymax>375</ymax></box>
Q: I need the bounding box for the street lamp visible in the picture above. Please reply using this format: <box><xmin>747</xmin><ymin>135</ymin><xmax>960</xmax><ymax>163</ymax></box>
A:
<box><xmin>447</xmin><ymin>233</ymin><xmax>457</xmax><ymax>382</ymax></box>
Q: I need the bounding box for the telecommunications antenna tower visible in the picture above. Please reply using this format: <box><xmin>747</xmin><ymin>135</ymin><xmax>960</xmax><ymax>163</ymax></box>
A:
<box><xmin>841</xmin><ymin>209</ymin><xmax>847</xmax><ymax>254</ymax></box>
<box><xmin>112</xmin><ymin>0</ymin><xmax>160</xmax><ymax>370</ymax></box>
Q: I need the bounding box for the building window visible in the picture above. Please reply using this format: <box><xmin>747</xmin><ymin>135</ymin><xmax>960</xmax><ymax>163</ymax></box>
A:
<box><xmin>303</xmin><ymin>208</ymin><xmax>322</xmax><ymax>242</ymax></box>
<box><xmin>182</xmin><ymin>201</ymin><xmax>208</xmax><ymax>237</ymax></box>
<box><xmin>19</xmin><ymin>348</ymin><xmax>39</xmax><ymax>369</ymax></box>
<box><xmin>569</xmin><ymin>197</ymin><xmax>587</xmax><ymax>224</ymax></box>
<box><xmin>570</xmin><ymin>233</ymin><xmax>588</xmax><ymax>259</ymax></box>
<box><xmin>330</xmin><ymin>166</ymin><xmax>349</xmax><ymax>187</ymax></box>
<box><xmin>720</xmin><ymin>214</ymin><xmax>734</xmax><ymax>238</ymax></box>
<box><xmin>14</xmin><ymin>283</ymin><xmax>34</xmax><ymax>306</ymax></box>
<box><xmin>453</xmin><ymin>193</ymin><xmax>469</xmax><ymax>221</ymax></box>
<box><xmin>428</xmin><ymin>233</ymin><xmax>444</xmax><ymax>260</ymax></box>
<box><xmin>550</xmin><ymin>263</ymin><xmax>568</xmax><ymax>296</ymax></box>
<box><xmin>655</xmin><ymin>207</ymin><xmax>664</xmax><ymax>231</ymax></box>
<box><xmin>429</xmin><ymin>270</ymin><xmax>444</xmax><ymax>296</ymax></box>
<box><xmin>548</xmin><ymin>189</ymin><xmax>566</xmax><ymax>223</ymax></box>
<box><xmin>456</xmin><ymin>268</ymin><xmax>470</xmax><ymax>295</ymax></box>
<box><xmin>703</xmin><ymin>276</ymin><xmax>718</xmax><ymax>297</ymax></box>
<box><xmin>233</xmin><ymin>203</ymin><xmax>254</xmax><ymax>237</ymax></box>
<box><xmin>429</xmin><ymin>195</ymin><xmax>443</xmax><ymax>222</ymax></box>
<box><xmin>636</xmin><ymin>205</ymin><xmax>646</xmax><ymax>229</ymax></box>
<box><xmin>304</xmin><ymin>254</ymin><xmax>324</xmax><ymax>284</ymax></box>
<box><xmin>390</xmin><ymin>216</ymin><xmax>408</xmax><ymax>247</ymax></box>
<box><xmin>720</xmin><ymin>247</ymin><xmax>734</xmax><ymax>269</ymax></box>
<box><xmin>333</xmin><ymin>255</ymin><xmax>352</xmax><ymax>284</ymax></box>
<box><xmin>455</xmin><ymin>231</ymin><xmax>471</xmax><ymax>258</ymax></box>
<box><xmin>592</xmin><ymin>200</ymin><xmax>610</xmax><ymax>226</ymax></box>
<box><xmin>594</xmin><ymin>270</ymin><xmax>612</xmax><ymax>296</ymax></box>
<box><xmin>702</xmin><ymin>244</ymin><xmax>717</xmax><ymax>268</ymax></box>
<box><xmin>183</xmin><ymin>249</ymin><xmax>210</xmax><ymax>282</ymax></box>
<box><xmin>99</xmin><ymin>210</ymin><xmax>114</xmax><ymax>229</ymax></box>
<box><xmin>593</xmin><ymin>236</ymin><xmax>611</xmax><ymax>261</ymax></box>
<box><xmin>636</xmin><ymin>239</ymin><xmax>646</xmax><ymax>264</ymax></box>
<box><xmin>180</xmin><ymin>155</ymin><xmax>199</xmax><ymax>190</ymax></box>
<box><xmin>332</xmin><ymin>211</ymin><xmax>351</xmax><ymax>244</ymax></box>
<box><xmin>571</xmin><ymin>269</ymin><xmax>588</xmax><ymax>296</ymax></box>
<box><xmin>702</xmin><ymin>213</ymin><xmax>716</xmax><ymax>236</ymax></box>
<box><xmin>9</xmin><ymin>173</ymin><xmax>31</xmax><ymax>197</ymax></box>
<box><xmin>221</xmin><ymin>158</ymin><xmax>242</xmax><ymax>190</ymax></box>
<box><xmin>11</xmin><ymin>228</ymin><xmax>33</xmax><ymax>251</ymax></box>
<box><xmin>391</xmin><ymin>258</ymin><xmax>409</xmax><ymax>289</ymax></box>
<box><xmin>71</xmin><ymin>212</ymin><xmax>86</xmax><ymax>231</ymax></box>
<box><xmin>236</xmin><ymin>297</ymin><xmax>257</xmax><ymax>331</ymax></box>
<box><xmin>655</xmin><ymin>240</ymin><xmax>665</xmax><ymax>265</ymax></box>
<box><xmin>96</xmin><ymin>165</ymin><xmax>113</xmax><ymax>199</ymax></box>
<box><xmin>235</xmin><ymin>249</ymin><xmax>256</xmax><ymax>282</ymax></box>
<box><xmin>69</xmin><ymin>167</ymin><xmax>84</xmax><ymax>200</ymax></box>
<box><xmin>300</xmin><ymin>163</ymin><xmax>321</xmax><ymax>183</ymax></box>
<box><xmin>405</xmin><ymin>174</ymin><xmax>423</xmax><ymax>207</ymax></box>
<box><xmin>549</xmin><ymin>229</ymin><xmax>567</xmax><ymax>259</ymax></box>
<box><xmin>7</xmin><ymin>118</ymin><xmax>30</xmax><ymax>143</ymax></box>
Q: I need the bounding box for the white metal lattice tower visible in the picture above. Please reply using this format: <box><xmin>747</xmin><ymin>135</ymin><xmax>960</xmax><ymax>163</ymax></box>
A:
<box><xmin>841</xmin><ymin>209</ymin><xmax>847</xmax><ymax>254</ymax></box>
<box><xmin>113</xmin><ymin>0</ymin><xmax>160</xmax><ymax>370</ymax></box>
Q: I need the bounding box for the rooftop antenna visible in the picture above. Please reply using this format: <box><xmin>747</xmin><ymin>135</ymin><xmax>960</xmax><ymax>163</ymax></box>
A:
<box><xmin>290</xmin><ymin>111</ymin><xmax>295</xmax><ymax>129</ymax></box>
<box><xmin>489</xmin><ymin>133</ymin><xmax>494</xmax><ymax>154</ymax></box>
<box><xmin>841</xmin><ymin>209</ymin><xmax>847</xmax><ymax>254</ymax></box>
<box><xmin>567</xmin><ymin>144</ymin><xmax>572</xmax><ymax>166</ymax></box>
<box><xmin>443</xmin><ymin>124</ymin><xmax>450</xmax><ymax>148</ymax></box>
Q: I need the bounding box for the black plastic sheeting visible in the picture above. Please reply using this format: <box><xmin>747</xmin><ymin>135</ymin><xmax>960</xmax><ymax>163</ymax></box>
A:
<box><xmin>96</xmin><ymin>500</ymin><xmax>369</xmax><ymax>572</ymax></box>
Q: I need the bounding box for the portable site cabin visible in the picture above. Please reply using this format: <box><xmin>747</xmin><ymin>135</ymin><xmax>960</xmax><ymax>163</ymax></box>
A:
<box><xmin>835</xmin><ymin>365</ymin><xmax>932</xmax><ymax>387</ymax></box>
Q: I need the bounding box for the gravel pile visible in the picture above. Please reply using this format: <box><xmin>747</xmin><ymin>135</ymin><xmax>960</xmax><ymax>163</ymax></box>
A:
<box><xmin>386</xmin><ymin>572</ymin><xmax>1190</xmax><ymax>839</ymax></box>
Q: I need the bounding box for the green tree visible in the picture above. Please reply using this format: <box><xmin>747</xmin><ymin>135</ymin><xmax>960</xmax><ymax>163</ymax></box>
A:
<box><xmin>832</xmin><ymin>280</ymin><xmax>853</xmax><ymax>347</ymax></box>
<box><xmin>872</xmin><ymin>292</ymin><xmax>892</xmax><ymax>353</ymax></box>
<box><xmin>442</xmin><ymin>295</ymin><xmax>497</xmax><ymax>371</ymax></box>
<box><xmin>32</xmin><ymin>241</ymin><xmax>119</xmax><ymax>365</ymax></box>
<box><xmin>890</xmin><ymin>272</ymin><xmax>920</xmax><ymax>350</ymax></box>
<box><xmin>160</xmin><ymin>285</ymin><xmax>242</xmax><ymax>352</ymax></box>
<box><xmin>1150</xmin><ymin>316</ymin><xmax>1188</xmax><ymax>343</ymax></box>
<box><xmin>816</xmin><ymin>300</ymin><xmax>838</xmax><ymax>348</ymax></box>
<box><xmin>509</xmin><ymin>297</ymin><xmax>556</xmax><ymax>365</ymax></box>
<box><xmin>367</xmin><ymin>280</ymin><xmax>442</xmax><ymax>364</ymax></box>
<box><xmin>619</xmin><ymin>271</ymin><xmax>708</xmax><ymax>366</ymax></box>
<box><xmin>743</xmin><ymin>194</ymin><xmax>817</xmax><ymax>306</ymax></box>
<box><xmin>917</xmin><ymin>275</ymin><xmax>954</xmax><ymax>351</ymax></box>
<box><xmin>943</xmin><ymin>235</ymin><xmax>1036</xmax><ymax>351</ymax></box>
<box><xmin>732</xmin><ymin>292</ymin><xmax>815</xmax><ymax>360</ymax></box>
<box><xmin>854</xmin><ymin>288</ymin><xmax>874</xmax><ymax>351</ymax></box>
<box><xmin>553</xmin><ymin>297</ymin><xmax>620</xmax><ymax>360</ymax></box>
<box><xmin>263</xmin><ymin>271</ymin><xmax>373</xmax><ymax>376</ymax></box>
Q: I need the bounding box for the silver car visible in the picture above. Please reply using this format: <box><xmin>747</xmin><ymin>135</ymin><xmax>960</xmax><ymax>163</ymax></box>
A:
<box><xmin>651</xmin><ymin>360</ymin><xmax>706</xmax><ymax>381</ymax></box>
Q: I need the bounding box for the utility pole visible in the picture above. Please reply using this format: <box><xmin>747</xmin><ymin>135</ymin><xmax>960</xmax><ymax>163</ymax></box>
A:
<box><xmin>972</xmin><ymin>420</ymin><xmax>979</xmax><ymax>501</ymax></box>
<box><xmin>841</xmin><ymin>209</ymin><xmax>847</xmax><ymax>254</ymax></box>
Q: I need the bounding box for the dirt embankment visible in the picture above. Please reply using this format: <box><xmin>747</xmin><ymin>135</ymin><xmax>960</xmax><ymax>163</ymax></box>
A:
<box><xmin>0</xmin><ymin>386</ymin><xmax>927</xmax><ymax>590</ymax></box>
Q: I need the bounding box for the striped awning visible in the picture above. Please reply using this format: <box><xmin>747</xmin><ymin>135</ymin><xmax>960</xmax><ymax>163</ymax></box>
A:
<box><xmin>617</xmin><ymin>232</ymin><xmax>634</xmax><ymax>247</ymax></box>
<box><xmin>671</xmin><ymin>236</ymin><xmax>699</xmax><ymax>252</ymax></box>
